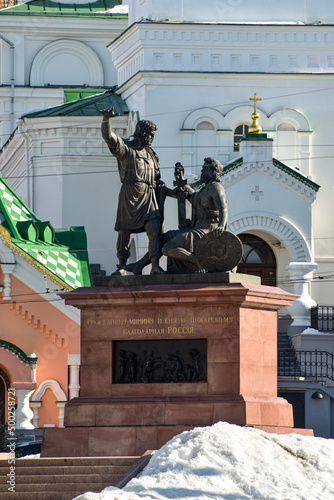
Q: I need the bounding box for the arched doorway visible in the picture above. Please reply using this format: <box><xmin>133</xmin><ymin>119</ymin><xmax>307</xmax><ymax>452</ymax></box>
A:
<box><xmin>237</xmin><ymin>233</ymin><xmax>277</xmax><ymax>286</ymax></box>
<box><xmin>0</xmin><ymin>375</ymin><xmax>6</xmax><ymax>426</ymax></box>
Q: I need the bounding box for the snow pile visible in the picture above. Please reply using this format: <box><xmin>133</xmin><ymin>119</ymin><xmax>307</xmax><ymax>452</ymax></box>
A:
<box><xmin>74</xmin><ymin>422</ymin><xmax>334</xmax><ymax>500</ymax></box>
<box><xmin>95</xmin><ymin>5</ymin><xmax>128</xmax><ymax>14</ymax></box>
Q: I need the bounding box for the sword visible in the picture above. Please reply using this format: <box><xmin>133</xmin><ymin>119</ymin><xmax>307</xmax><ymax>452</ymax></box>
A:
<box><xmin>173</xmin><ymin>162</ymin><xmax>188</xmax><ymax>229</ymax></box>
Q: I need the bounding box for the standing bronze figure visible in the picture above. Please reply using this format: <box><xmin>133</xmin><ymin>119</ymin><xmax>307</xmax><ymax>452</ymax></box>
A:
<box><xmin>101</xmin><ymin>110</ymin><xmax>165</xmax><ymax>275</ymax></box>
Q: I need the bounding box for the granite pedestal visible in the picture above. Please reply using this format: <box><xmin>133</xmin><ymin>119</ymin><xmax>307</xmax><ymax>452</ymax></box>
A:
<box><xmin>41</xmin><ymin>273</ymin><xmax>313</xmax><ymax>457</ymax></box>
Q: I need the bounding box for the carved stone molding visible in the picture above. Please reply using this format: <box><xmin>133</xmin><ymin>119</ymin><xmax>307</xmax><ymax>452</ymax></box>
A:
<box><xmin>229</xmin><ymin>212</ymin><xmax>311</xmax><ymax>262</ymax></box>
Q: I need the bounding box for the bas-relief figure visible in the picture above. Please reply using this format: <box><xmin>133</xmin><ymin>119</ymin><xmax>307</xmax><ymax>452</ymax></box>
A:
<box><xmin>101</xmin><ymin>111</ymin><xmax>242</xmax><ymax>275</ymax></box>
<box><xmin>113</xmin><ymin>341</ymin><xmax>207</xmax><ymax>384</ymax></box>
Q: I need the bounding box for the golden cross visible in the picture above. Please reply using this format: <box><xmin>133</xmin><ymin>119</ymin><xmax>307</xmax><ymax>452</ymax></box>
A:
<box><xmin>250</xmin><ymin>93</ymin><xmax>261</xmax><ymax>114</ymax></box>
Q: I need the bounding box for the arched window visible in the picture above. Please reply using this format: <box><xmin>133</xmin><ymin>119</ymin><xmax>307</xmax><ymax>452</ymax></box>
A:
<box><xmin>237</xmin><ymin>233</ymin><xmax>276</xmax><ymax>286</ymax></box>
<box><xmin>197</xmin><ymin>121</ymin><xmax>215</xmax><ymax>130</ymax></box>
<box><xmin>30</xmin><ymin>40</ymin><xmax>104</xmax><ymax>87</ymax></box>
<box><xmin>277</xmin><ymin>122</ymin><xmax>296</xmax><ymax>131</ymax></box>
<box><xmin>234</xmin><ymin>124</ymin><xmax>249</xmax><ymax>151</ymax></box>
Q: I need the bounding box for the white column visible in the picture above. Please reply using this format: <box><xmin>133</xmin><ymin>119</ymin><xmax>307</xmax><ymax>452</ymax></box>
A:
<box><xmin>56</xmin><ymin>402</ymin><xmax>66</xmax><ymax>428</ymax></box>
<box><xmin>180</xmin><ymin>129</ymin><xmax>195</xmax><ymax>174</ymax></box>
<box><xmin>286</xmin><ymin>262</ymin><xmax>318</xmax><ymax>335</ymax></box>
<box><xmin>216</xmin><ymin>130</ymin><xmax>232</xmax><ymax>165</ymax></box>
<box><xmin>29</xmin><ymin>353</ymin><xmax>37</xmax><ymax>383</ymax></box>
<box><xmin>15</xmin><ymin>389</ymin><xmax>35</xmax><ymax>429</ymax></box>
<box><xmin>0</xmin><ymin>263</ymin><xmax>16</xmax><ymax>300</ymax></box>
<box><xmin>68</xmin><ymin>354</ymin><xmax>80</xmax><ymax>400</ymax></box>
<box><xmin>298</xmin><ymin>131</ymin><xmax>311</xmax><ymax>177</ymax></box>
<box><xmin>30</xmin><ymin>401</ymin><xmax>42</xmax><ymax>428</ymax></box>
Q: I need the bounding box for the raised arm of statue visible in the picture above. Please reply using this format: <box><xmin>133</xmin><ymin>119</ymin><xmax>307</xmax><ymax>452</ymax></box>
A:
<box><xmin>101</xmin><ymin>108</ymin><xmax>119</xmax><ymax>149</ymax></box>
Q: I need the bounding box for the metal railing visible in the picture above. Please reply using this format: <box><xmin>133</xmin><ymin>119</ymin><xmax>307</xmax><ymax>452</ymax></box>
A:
<box><xmin>311</xmin><ymin>306</ymin><xmax>334</xmax><ymax>332</ymax></box>
<box><xmin>278</xmin><ymin>350</ymin><xmax>334</xmax><ymax>381</ymax></box>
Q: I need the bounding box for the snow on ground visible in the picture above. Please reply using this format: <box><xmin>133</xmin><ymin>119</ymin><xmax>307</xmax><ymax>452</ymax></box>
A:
<box><xmin>74</xmin><ymin>422</ymin><xmax>334</xmax><ymax>500</ymax></box>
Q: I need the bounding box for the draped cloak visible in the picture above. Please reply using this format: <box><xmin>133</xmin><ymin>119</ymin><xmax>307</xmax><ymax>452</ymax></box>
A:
<box><xmin>109</xmin><ymin>137</ymin><xmax>160</xmax><ymax>233</ymax></box>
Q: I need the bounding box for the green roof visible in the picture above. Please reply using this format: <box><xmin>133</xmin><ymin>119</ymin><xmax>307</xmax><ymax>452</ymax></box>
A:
<box><xmin>23</xmin><ymin>89</ymin><xmax>129</xmax><ymax>118</ymax></box>
<box><xmin>0</xmin><ymin>0</ymin><xmax>127</xmax><ymax>18</ymax></box>
<box><xmin>0</xmin><ymin>175</ymin><xmax>92</xmax><ymax>290</ymax></box>
<box><xmin>64</xmin><ymin>89</ymin><xmax>107</xmax><ymax>103</ymax></box>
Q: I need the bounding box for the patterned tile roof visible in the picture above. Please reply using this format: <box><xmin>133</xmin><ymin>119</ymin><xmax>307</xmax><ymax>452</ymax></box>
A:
<box><xmin>0</xmin><ymin>176</ymin><xmax>91</xmax><ymax>290</ymax></box>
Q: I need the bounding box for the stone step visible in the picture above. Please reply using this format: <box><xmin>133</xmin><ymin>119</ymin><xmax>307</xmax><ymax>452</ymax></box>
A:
<box><xmin>0</xmin><ymin>456</ymin><xmax>138</xmax><ymax>467</ymax></box>
<box><xmin>0</xmin><ymin>465</ymin><xmax>129</xmax><ymax>476</ymax></box>
<box><xmin>0</xmin><ymin>454</ymin><xmax>150</xmax><ymax>499</ymax></box>
<box><xmin>0</xmin><ymin>481</ymin><xmax>112</xmax><ymax>493</ymax></box>
<box><xmin>0</xmin><ymin>488</ymin><xmax>110</xmax><ymax>499</ymax></box>
<box><xmin>0</xmin><ymin>472</ymin><xmax>122</xmax><ymax>485</ymax></box>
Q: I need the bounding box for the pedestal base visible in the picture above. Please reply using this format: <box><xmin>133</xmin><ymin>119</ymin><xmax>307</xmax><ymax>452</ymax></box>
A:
<box><xmin>41</xmin><ymin>280</ymin><xmax>313</xmax><ymax>457</ymax></box>
<box><xmin>42</xmin><ymin>395</ymin><xmax>312</xmax><ymax>457</ymax></box>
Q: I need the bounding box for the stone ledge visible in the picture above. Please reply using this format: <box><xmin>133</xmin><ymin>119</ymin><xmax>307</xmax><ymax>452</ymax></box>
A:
<box><xmin>95</xmin><ymin>271</ymin><xmax>261</xmax><ymax>287</ymax></box>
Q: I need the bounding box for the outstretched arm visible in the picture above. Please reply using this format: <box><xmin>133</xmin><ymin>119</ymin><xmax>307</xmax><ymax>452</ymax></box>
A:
<box><xmin>184</xmin><ymin>184</ymin><xmax>195</xmax><ymax>200</ymax></box>
<box><xmin>164</xmin><ymin>186</ymin><xmax>179</xmax><ymax>198</ymax></box>
<box><xmin>101</xmin><ymin>108</ymin><xmax>119</xmax><ymax>148</ymax></box>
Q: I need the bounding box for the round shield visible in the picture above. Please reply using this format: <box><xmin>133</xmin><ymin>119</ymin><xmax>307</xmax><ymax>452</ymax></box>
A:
<box><xmin>196</xmin><ymin>230</ymin><xmax>243</xmax><ymax>273</ymax></box>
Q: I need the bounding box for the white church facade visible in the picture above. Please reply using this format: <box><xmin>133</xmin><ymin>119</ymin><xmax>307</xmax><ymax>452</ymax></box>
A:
<box><xmin>1</xmin><ymin>0</ymin><xmax>334</xmax><ymax>437</ymax></box>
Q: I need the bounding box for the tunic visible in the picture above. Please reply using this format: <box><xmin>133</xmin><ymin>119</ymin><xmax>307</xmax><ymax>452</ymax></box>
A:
<box><xmin>109</xmin><ymin>137</ymin><xmax>160</xmax><ymax>233</ymax></box>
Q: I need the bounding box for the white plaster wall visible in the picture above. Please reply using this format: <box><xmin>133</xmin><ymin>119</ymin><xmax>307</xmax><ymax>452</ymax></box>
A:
<box><xmin>117</xmin><ymin>65</ymin><xmax>332</xmax><ymax>302</ymax></box>
<box><xmin>305</xmin><ymin>388</ymin><xmax>332</xmax><ymax>438</ymax></box>
<box><xmin>0</xmin><ymin>17</ymin><xmax>127</xmax><ymax>86</ymax></box>
<box><xmin>225</xmin><ymin>170</ymin><xmax>313</xmax><ymax>244</ymax></box>
<box><xmin>20</xmin><ymin>115</ymin><xmax>128</xmax><ymax>275</ymax></box>
<box><xmin>128</xmin><ymin>0</ymin><xmax>334</xmax><ymax>24</ymax></box>
<box><xmin>0</xmin><ymin>16</ymin><xmax>127</xmax><ymax>144</ymax></box>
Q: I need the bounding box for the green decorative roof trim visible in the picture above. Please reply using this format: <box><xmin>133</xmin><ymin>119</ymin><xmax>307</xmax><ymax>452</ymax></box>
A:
<box><xmin>0</xmin><ymin>0</ymin><xmax>127</xmax><ymax>18</ymax></box>
<box><xmin>64</xmin><ymin>89</ymin><xmax>108</xmax><ymax>103</ymax></box>
<box><xmin>272</xmin><ymin>158</ymin><xmax>320</xmax><ymax>191</ymax></box>
<box><xmin>221</xmin><ymin>157</ymin><xmax>244</xmax><ymax>176</ymax></box>
<box><xmin>0</xmin><ymin>176</ymin><xmax>92</xmax><ymax>289</ymax></box>
<box><xmin>242</xmin><ymin>133</ymin><xmax>273</xmax><ymax>142</ymax></box>
<box><xmin>23</xmin><ymin>89</ymin><xmax>128</xmax><ymax>118</ymax></box>
<box><xmin>0</xmin><ymin>340</ymin><xmax>37</xmax><ymax>366</ymax></box>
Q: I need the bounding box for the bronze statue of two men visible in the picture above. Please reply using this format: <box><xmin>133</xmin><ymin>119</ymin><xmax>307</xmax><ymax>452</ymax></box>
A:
<box><xmin>101</xmin><ymin>110</ymin><xmax>236</xmax><ymax>276</ymax></box>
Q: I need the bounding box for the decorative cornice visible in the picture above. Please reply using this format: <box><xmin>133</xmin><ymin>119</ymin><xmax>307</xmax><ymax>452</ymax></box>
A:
<box><xmin>221</xmin><ymin>159</ymin><xmax>318</xmax><ymax>201</ymax></box>
<box><xmin>222</xmin><ymin>157</ymin><xmax>244</xmax><ymax>174</ymax></box>
<box><xmin>0</xmin><ymin>340</ymin><xmax>37</xmax><ymax>365</ymax></box>
<box><xmin>110</xmin><ymin>22</ymin><xmax>334</xmax><ymax>85</ymax></box>
<box><xmin>68</xmin><ymin>354</ymin><xmax>80</xmax><ymax>366</ymax></box>
<box><xmin>272</xmin><ymin>158</ymin><xmax>320</xmax><ymax>191</ymax></box>
<box><xmin>228</xmin><ymin>211</ymin><xmax>312</xmax><ymax>262</ymax></box>
<box><xmin>31</xmin><ymin>379</ymin><xmax>67</xmax><ymax>403</ymax></box>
